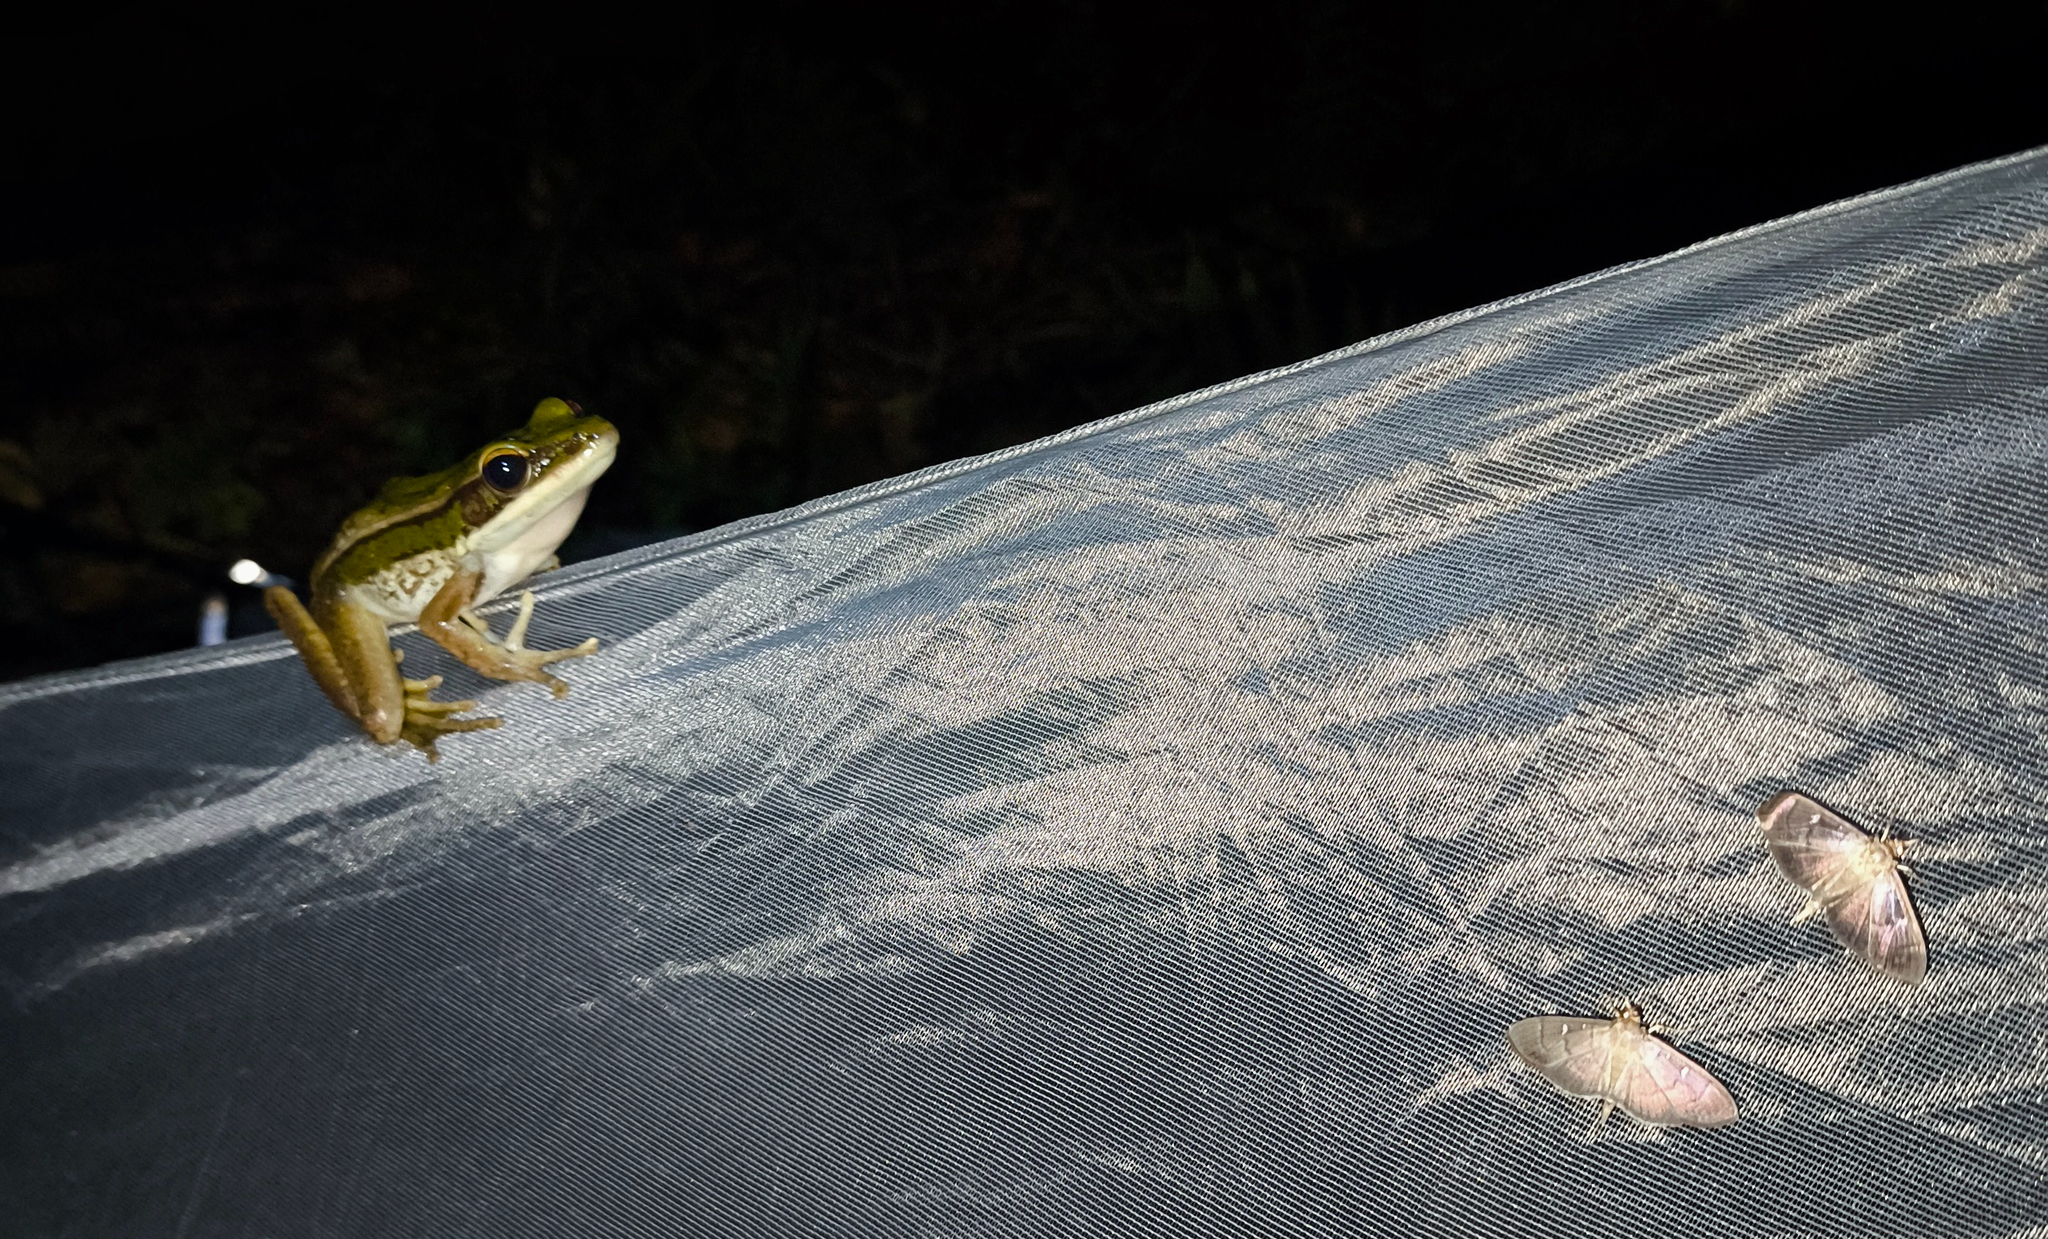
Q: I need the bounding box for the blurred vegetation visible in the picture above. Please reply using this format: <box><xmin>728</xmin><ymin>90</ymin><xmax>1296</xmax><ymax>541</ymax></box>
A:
<box><xmin>1</xmin><ymin>1</ymin><xmax>2043</xmax><ymax>681</ymax></box>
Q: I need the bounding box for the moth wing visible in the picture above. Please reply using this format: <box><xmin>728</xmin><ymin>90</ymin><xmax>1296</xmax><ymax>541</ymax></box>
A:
<box><xmin>1504</xmin><ymin>1016</ymin><xmax>1617</xmax><ymax>1099</ymax></box>
<box><xmin>1611</xmin><ymin>1033</ymin><xmax>1738</xmax><ymax>1128</ymax></box>
<box><xmin>1757</xmin><ymin>790</ymin><xmax>1868</xmax><ymax>892</ymax></box>
<box><xmin>1822</xmin><ymin>865</ymin><xmax>1928</xmax><ymax>985</ymax></box>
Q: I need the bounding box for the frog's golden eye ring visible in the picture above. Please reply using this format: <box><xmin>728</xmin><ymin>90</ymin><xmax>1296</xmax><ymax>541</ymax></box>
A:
<box><xmin>481</xmin><ymin>451</ymin><xmax>530</xmax><ymax>492</ymax></box>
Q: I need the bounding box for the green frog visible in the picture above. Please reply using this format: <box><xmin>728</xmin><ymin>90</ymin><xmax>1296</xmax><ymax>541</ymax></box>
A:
<box><xmin>264</xmin><ymin>397</ymin><xmax>619</xmax><ymax>759</ymax></box>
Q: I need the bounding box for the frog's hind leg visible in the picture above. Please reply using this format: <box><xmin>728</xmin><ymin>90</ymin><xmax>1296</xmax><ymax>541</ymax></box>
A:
<box><xmin>322</xmin><ymin>598</ymin><xmax>416</xmax><ymax>744</ymax></box>
<box><xmin>270</xmin><ymin>587</ymin><xmax>432</xmax><ymax>747</ymax></box>
<box><xmin>264</xmin><ymin>586</ymin><xmax>360</xmax><ymax>719</ymax></box>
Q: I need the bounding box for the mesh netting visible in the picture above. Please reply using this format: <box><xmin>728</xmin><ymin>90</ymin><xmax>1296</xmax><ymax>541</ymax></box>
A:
<box><xmin>6</xmin><ymin>149</ymin><xmax>2048</xmax><ymax>1237</ymax></box>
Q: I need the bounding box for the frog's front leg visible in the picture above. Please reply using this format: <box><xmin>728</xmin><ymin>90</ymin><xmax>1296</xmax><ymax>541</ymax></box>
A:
<box><xmin>418</xmin><ymin>566</ymin><xmax>598</xmax><ymax>697</ymax></box>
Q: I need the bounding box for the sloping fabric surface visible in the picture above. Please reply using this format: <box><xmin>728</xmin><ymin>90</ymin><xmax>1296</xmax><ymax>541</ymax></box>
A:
<box><xmin>7</xmin><ymin>150</ymin><xmax>2048</xmax><ymax>1238</ymax></box>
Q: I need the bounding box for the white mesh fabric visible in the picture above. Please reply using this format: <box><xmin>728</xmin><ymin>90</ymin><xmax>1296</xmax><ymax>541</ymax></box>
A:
<box><xmin>6</xmin><ymin>148</ymin><xmax>2048</xmax><ymax>1236</ymax></box>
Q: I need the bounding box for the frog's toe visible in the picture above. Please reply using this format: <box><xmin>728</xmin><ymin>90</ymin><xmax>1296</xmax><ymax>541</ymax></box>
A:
<box><xmin>406</xmin><ymin>695</ymin><xmax>481</xmax><ymax>717</ymax></box>
<box><xmin>497</xmin><ymin>640</ymin><xmax>596</xmax><ymax>694</ymax></box>
<box><xmin>535</xmin><ymin>637</ymin><xmax>600</xmax><ymax>666</ymax></box>
<box><xmin>498</xmin><ymin>596</ymin><xmax>598</xmax><ymax>664</ymax></box>
<box><xmin>398</xmin><ymin>710</ymin><xmax>502</xmax><ymax>758</ymax></box>
<box><xmin>395</xmin><ymin>680</ymin><xmax>501</xmax><ymax>758</ymax></box>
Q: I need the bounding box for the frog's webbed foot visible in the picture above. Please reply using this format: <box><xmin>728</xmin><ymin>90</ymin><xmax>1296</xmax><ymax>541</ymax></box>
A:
<box><xmin>453</xmin><ymin>591</ymin><xmax>599</xmax><ymax>698</ymax></box>
<box><xmin>395</xmin><ymin>672</ymin><xmax>501</xmax><ymax>761</ymax></box>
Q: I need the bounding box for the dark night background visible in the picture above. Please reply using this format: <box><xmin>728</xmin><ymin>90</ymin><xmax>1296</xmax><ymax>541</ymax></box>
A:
<box><xmin>3</xmin><ymin>2</ymin><xmax>2044</xmax><ymax>684</ymax></box>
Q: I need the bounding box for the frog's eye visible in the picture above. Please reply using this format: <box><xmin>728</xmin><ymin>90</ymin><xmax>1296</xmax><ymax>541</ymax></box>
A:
<box><xmin>481</xmin><ymin>452</ymin><xmax>529</xmax><ymax>492</ymax></box>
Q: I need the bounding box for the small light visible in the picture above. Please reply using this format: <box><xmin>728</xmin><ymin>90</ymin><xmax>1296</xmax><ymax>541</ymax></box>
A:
<box><xmin>198</xmin><ymin>593</ymin><xmax>228</xmax><ymax>647</ymax></box>
<box><xmin>228</xmin><ymin>558</ymin><xmax>266</xmax><ymax>586</ymax></box>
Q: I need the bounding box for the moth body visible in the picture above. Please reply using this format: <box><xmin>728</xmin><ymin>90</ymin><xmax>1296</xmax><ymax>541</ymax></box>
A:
<box><xmin>1757</xmin><ymin>790</ymin><xmax>1927</xmax><ymax>985</ymax></box>
<box><xmin>1504</xmin><ymin>1002</ymin><xmax>1737</xmax><ymax>1131</ymax></box>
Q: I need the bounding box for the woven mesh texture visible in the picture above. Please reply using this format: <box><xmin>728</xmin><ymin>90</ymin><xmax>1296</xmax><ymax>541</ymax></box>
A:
<box><xmin>7</xmin><ymin>149</ymin><xmax>2048</xmax><ymax>1237</ymax></box>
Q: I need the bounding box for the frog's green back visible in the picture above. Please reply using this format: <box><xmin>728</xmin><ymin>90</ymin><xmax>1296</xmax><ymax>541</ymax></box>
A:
<box><xmin>311</xmin><ymin>452</ymin><xmax>489</xmax><ymax>588</ymax></box>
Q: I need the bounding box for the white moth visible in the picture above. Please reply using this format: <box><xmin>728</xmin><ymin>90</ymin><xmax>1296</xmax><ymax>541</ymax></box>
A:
<box><xmin>1756</xmin><ymin>789</ymin><xmax>1926</xmax><ymax>985</ymax></box>
<box><xmin>1504</xmin><ymin>1002</ymin><xmax>1738</xmax><ymax>1131</ymax></box>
